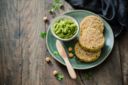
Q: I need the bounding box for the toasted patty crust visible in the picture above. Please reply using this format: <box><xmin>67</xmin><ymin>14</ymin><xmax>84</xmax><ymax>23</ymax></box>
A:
<box><xmin>79</xmin><ymin>28</ymin><xmax>105</xmax><ymax>52</ymax></box>
<box><xmin>80</xmin><ymin>15</ymin><xmax>104</xmax><ymax>35</ymax></box>
<box><xmin>75</xmin><ymin>42</ymin><xmax>101</xmax><ymax>62</ymax></box>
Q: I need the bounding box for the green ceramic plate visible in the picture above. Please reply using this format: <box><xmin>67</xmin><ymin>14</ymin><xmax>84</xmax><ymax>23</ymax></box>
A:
<box><xmin>46</xmin><ymin>10</ymin><xmax>114</xmax><ymax>70</ymax></box>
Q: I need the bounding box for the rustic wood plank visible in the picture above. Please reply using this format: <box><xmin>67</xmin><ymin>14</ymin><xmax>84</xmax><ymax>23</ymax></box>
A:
<box><xmin>0</xmin><ymin>0</ymin><xmax>22</xmax><ymax>85</ymax></box>
<box><xmin>44</xmin><ymin>1</ymin><xmax>123</xmax><ymax>85</ymax></box>
<box><xmin>18</xmin><ymin>0</ymin><xmax>46</xmax><ymax>85</ymax></box>
<box><xmin>0</xmin><ymin>0</ymin><xmax>125</xmax><ymax>85</ymax></box>
<box><xmin>118</xmin><ymin>30</ymin><xmax>128</xmax><ymax>85</ymax></box>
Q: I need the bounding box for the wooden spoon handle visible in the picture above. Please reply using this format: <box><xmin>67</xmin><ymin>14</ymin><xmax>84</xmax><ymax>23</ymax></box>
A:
<box><xmin>64</xmin><ymin>58</ymin><xmax>77</xmax><ymax>79</ymax></box>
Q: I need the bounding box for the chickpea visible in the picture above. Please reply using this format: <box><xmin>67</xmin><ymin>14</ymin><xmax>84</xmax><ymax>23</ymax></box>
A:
<box><xmin>53</xmin><ymin>70</ymin><xmax>58</xmax><ymax>76</ymax></box>
<box><xmin>69</xmin><ymin>53</ymin><xmax>74</xmax><ymax>58</ymax></box>
<box><xmin>43</xmin><ymin>16</ymin><xmax>48</xmax><ymax>22</ymax></box>
<box><xmin>45</xmin><ymin>57</ymin><xmax>51</xmax><ymax>63</ymax></box>
<box><xmin>68</xmin><ymin>47</ymin><xmax>73</xmax><ymax>51</ymax></box>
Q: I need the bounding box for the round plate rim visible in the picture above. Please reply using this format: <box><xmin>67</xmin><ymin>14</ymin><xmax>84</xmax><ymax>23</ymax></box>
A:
<box><xmin>46</xmin><ymin>10</ymin><xmax>114</xmax><ymax>70</ymax></box>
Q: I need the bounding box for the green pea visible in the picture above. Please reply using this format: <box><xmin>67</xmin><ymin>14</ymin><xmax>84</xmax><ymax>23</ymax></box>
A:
<box><xmin>53</xmin><ymin>18</ymin><xmax>77</xmax><ymax>39</ymax></box>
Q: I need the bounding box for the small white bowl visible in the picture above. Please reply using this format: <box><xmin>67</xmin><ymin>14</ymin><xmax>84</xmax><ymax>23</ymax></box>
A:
<box><xmin>50</xmin><ymin>15</ymin><xmax>79</xmax><ymax>41</ymax></box>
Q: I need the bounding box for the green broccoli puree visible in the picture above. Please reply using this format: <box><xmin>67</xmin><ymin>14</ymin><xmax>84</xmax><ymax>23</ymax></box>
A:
<box><xmin>53</xmin><ymin>18</ymin><xmax>77</xmax><ymax>39</ymax></box>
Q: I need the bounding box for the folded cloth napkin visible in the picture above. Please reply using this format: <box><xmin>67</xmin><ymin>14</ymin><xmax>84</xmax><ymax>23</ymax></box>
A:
<box><xmin>65</xmin><ymin>0</ymin><xmax>128</xmax><ymax>37</ymax></box>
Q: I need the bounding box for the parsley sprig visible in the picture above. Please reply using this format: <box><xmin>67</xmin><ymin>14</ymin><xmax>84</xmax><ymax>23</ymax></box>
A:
<box><xmin>49</xmin><ymin>0</ymin><xmax>63</xmax><ymax>13</ymax></box>
<box><xmin>40</xmin><ymin>32</ymin><xmax>47</xmax><ymax>39</ymax></box>
<box><xmin>55</xmin><ymin>72</ymin><xmax>64</xmax><ymax>80</ymax></box>
<box><xmin>53</xmin><ymin>51</ymin><xmax>59</xmax><ymax>55</ymax></box>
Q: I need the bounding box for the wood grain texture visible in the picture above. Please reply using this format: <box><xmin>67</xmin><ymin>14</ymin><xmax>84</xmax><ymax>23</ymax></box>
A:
<box><xmin>0</xmin><ymin>0</ymin><xmax>127</xmax><ymax>85</ymax></box>
<box><xmin>0</xmin><ymin>0</ymin><xmax>22</xmax><ymax>85</ymax></box>
<box><xmin>18</xmin><ymin>0</ymin><xmax>45</xmax><ymax>85</ymax></box>
<box><xmin>118</xmin><ymin>30</ymin><xmax>128</xmax><ymax>85</ymax></box>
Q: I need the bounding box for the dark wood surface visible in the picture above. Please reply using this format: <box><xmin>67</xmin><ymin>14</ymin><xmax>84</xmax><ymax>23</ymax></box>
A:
<box><xmin>0</xmin><ymin>0</ymin><xmax>128</xmax><ymax>85</ymax></box>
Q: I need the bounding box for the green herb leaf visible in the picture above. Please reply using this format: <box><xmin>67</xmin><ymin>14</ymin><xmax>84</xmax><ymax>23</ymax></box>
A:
<box><xmin>49</xmin><ymin>0</ymin><xmax>63</xmax><ymax>13</ymax></box>
<box><xmin>54</xmin><ymin>0</ymin><xmax>60</xmax><ymax>3</ymax></box>
<box><xmin>40</xmin><ymin>32</ymin><xmax>47</xmax><ymax>39</ymax></box>
<box><xmin>53</xmin><ymin>51</ymin><xmax>59</xmax><ymax>55</ymax></box>
<box><xmin>56</xmin><ymin>73</ymin><xmax>64</xmax><ymax>80</ymax></box>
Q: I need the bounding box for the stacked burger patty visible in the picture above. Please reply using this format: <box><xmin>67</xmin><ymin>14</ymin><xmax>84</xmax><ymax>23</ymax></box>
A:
<box><xmin>75</xmin><ymin>15</ymin><xmax>105</xmax><ymax>62</ymax></box>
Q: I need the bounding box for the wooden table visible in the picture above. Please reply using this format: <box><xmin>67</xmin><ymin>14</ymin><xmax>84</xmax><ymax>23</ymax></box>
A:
<box><xmin>0</xmin><ymin>0</ymin><xmax>128</xmax><ymax>85</ymax></box>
